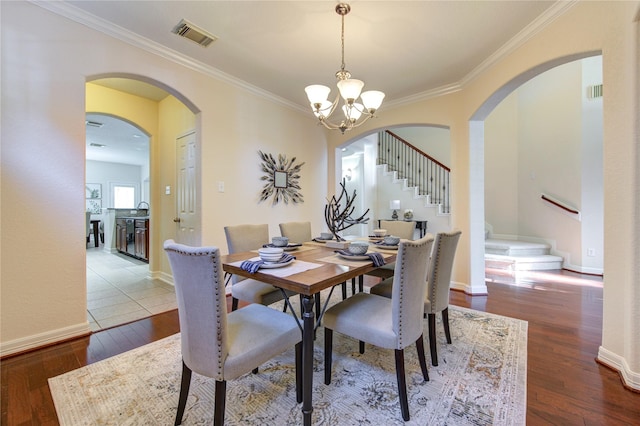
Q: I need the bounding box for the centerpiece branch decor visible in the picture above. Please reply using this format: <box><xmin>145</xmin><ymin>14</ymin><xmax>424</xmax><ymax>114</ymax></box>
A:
<box><xmin>258</xmin><ymin>150</ymin><xmax>305</xmax><ymax>205</ymax></box>
<box><xmin>324</xmin><ymin>178</ymin><xmax>369</xmax><ymax>241</ymax></box>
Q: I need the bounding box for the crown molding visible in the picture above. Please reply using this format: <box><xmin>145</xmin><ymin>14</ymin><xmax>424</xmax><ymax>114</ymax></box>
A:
<box><xmin>387</xmin><ymin>0</ymin><xmax>578</xmax><ymax>108</ymax></box>
<box><xmin>30</xmin><ymin>0</ymin><xmax>306</xmax><ymax>114</ymax></box>
<box><xmin>31</xmin><ymin>0</ymin><xmax>576</xmax><ymax>113</ymax></box>
<box><xmin>459</xmin><ymin>0</ymin><xmax>579</xmax><ymax>87</ymax></box>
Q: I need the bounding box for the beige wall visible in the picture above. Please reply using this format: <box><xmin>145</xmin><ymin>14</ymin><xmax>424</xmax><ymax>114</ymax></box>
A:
<box><xmin>1</xmin><ymin>0</ymin><xmax>637</xmax><ymax>389</ymax></box>
<box><xmin>0</xmin><ymin>1</ymin><xmax>326</xmax><ymax>355</ymax></box>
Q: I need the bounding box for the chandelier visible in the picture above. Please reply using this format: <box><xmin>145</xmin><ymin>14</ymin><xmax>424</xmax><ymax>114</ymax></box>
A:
<box><xmin>305</xmin><ymin>3</ymin><xmax>385</xmax><ymax>134</ymax></box>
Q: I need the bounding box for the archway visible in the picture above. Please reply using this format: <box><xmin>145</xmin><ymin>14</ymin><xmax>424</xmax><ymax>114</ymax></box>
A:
<box><xmin>468</xmin><ymin>52</ymin><xmax>603</xmax><ymax>292</ymax></box>
<box><xmin>85</xmin><ymin>74</ymin><xmax>199</xmax><ymax>330</ymax></box>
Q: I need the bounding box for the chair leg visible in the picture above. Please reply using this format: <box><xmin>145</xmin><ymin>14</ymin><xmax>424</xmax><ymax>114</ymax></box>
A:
<box><xmin>351</xmin><ymin>277</ymin><xmax>356</xmax><ymax>295</ymax></box>
<box><xmin>428</xmin><ymin>313</ymin><xmax>438</xmax><ymax>366</ymax></box>
<box><xmin>341</xmin><ymin>282</ymin><xmax>347</xmax><ymax>299</ymax></box>
<box><xmin>295</xmin><ymin>342</ymin><xmax>302</xmax><ymax>403</ymax></box>
<box><xmin>175</xmin><ymin>361</ymin><xmax>192</xmax><ymax>425</ymax></box>
<box><xmin>359</xmin><ymin>275</ymin><xmax>364</xmax><ymax>293</ymax></box>
<box><xmin>252</xmin><ymin>367</ymin><xmax>258</xmax><ymax>374</ymax></box>
<box><xmin>231</xmin><ymin>297</ymin><xmax>239</xmax><ymax>312</ymax></box>
<box><xmin>442</xmin><ymin>307</ymin><xmax>452</xmax><ymax>344</ymax></box>
<box><xmin>359</xmin><ymin>340</ymin><xmax>365</xmax><ymax>354</ymax></box>
<box><xmin>394</xmin><ymin>349</ymin><xmax>410</xmax><ymax>421</ymax></box>
<box><xmin>213</xmin><ymin>380</ymin><xmax>226</xmax><ymax>426</ymax></box>
<box><xmin>324</xmin><ymin>328</ymin><xmax>333</xmax><ymax>385</ymax></box>
<box><xmin>415</xmin><ymin>334</ymin><xmax>430</xmax><ymax>381</ymax></box>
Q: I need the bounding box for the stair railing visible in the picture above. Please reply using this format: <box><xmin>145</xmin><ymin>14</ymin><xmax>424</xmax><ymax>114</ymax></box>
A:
<box><xmin>377</xmin><ymin>130</ymin><xmax>451</xmax><ymax>213</ymax></box>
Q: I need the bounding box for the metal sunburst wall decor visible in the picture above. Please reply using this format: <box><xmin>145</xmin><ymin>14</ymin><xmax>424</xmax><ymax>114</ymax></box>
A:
<box><xmin>258</xmin><ymin>150</ymin><xmax>305</xmax><ymax>205</ymax></box>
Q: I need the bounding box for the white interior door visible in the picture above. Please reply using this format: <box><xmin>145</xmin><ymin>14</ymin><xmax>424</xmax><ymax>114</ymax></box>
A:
<box><xmin>175</xmin><ymin>131</ymin><xmax>199</xmax><ymax>245</ymax></box>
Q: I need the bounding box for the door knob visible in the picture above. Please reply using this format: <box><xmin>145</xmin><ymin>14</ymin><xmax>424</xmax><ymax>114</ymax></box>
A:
<box><xmin>173</xmin><ymin>217</ymin><xmax>181</xmax><ymax>223</ymax></box>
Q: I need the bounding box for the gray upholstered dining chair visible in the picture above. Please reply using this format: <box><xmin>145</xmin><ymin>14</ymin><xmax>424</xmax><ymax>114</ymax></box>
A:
<box><xmin>379</xmin><ymin>219</ymin><xmax>415</xmax><ymax>240</ymax></box>
<box><xmin>364</xmin><ymin>220</ymin><xmax>417</xmax><ymax>280</ymax></box>
<box><xmin>85</xmin><ymin>211</ymin><xmax>92</xmax><ymax>245</ymax></box>
<box><xmin>164</xmin><ymin>240</ymin><xmax>302</xmax><ymax>426</ymax></box>
<box><xmin>423</xmin><ymin>229</ymin><xmax>461</xmax><ymax>366</ymax></box>
<box><xmin>224</xmin><ymin>224</ymin><xmax>294</xmax><ymax>311</ymax></box>
<box><xmin>279</xmin><ymin>221</ymin><xmax>312</xmax><ymax>243</ymax></box>
<box><xmin>371</xmin><ymin>230</ymin><xmax>462</xmax><ymax>366</ymax></box>
<box><xmin>323</xmin><ymin>234</ymin><xmax>434</xmax><ymax>421</ymax></box>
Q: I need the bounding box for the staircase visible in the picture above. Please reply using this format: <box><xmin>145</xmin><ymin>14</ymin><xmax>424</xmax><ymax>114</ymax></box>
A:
<box><xmin>376</xmin><ymin>164</ymin><xmax>451</xmax><ymax>236</ymax></box>
<box><xmin>485</xmin><ymin>239</ymin><xmax>563</xmax><ymax>271</ymax></box>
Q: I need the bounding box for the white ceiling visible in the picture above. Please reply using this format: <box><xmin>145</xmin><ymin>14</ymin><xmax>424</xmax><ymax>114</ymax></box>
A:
<box><xmin>86</xmin><ymin>113</ymin><xmax>150</xmax><ymax>166</ymax></box>
<box><xmin>65</xmin><ymin>1</ymin><xmax>564</xmax><ymax>164</ymax></box>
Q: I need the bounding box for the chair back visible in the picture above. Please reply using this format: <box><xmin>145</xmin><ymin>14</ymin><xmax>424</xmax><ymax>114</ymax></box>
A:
<box><xmin>279</xmin><ymin>221</ymin><xmax>312</xmax><ymax>243</ymax></box>
<box><xmin>164</xmin><ymin>240</ymin><xmax>228</xmax><ymax>380</ymax></box>
<box><xmin>86</xmin><ymin>211</ymin><xmax>92</xmax><ymax>237</ymax></box>
<box><xmin>425</xmin><ymin>230</ymin><xmax>462</xmax><ymax>313</ymax></box>
<box><xmin>224</xmin><ymin>224</ymin><xmax>269</xmax><ymax>253</ymax></box>
<box><xmin>391</xmin><ymin>234</ymin><xmax>434</xmax><ymax>349</ymax></box>
<box><xmin>380</xmin><ymin>220</ymin><xmax>415</xmax><ymax>240</ymax></box>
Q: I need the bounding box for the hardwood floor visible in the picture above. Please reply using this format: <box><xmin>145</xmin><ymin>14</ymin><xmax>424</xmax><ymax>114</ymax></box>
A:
<box><xmin>2</xmin><ymin>269</ymin><xmax>639</xmax><ymax>425</ymax></box>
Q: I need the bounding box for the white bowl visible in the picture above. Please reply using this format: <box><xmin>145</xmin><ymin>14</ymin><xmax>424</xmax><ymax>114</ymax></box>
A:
<box><xmin>383</xmin><ymin>235</ymin><xmax>400</xmax><ymax>245</ymax></box>
<box><xmin>272</xmin><ymin>236</ymin><xmax>289</xmax><ymax>247</ymax></box>
<box><xmin>348</xmin><ymin>241</ymin><xmax>369</xmax><ymax>255</ymax></box>
<box><xmin>373</xmin><ymin>229</ymin><xmax>387</xmax><ymax>237</ymax></box>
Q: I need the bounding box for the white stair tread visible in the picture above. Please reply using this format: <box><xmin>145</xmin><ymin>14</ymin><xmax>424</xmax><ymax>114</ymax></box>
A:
<box><xmin>485</xmin><ymin>239</ymin><xmax>550</xmax><ymax>250</ymax></box>
<box><xmin>485</xmin><ymin>253</ymin><xmax>563</xmax><ymax>262</ymax></box>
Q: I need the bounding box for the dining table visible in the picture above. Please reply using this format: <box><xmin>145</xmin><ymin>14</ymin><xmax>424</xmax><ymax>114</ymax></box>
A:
<box><xmin>221</xmin><ymin>240</ymin><xmax>398</xmax><ymax>426</ymax></box>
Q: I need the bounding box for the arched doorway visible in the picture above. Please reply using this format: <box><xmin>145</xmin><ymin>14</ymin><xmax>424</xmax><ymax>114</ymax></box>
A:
<box><xmin>85</xmin><ymin>76</ymin><xmax>199</xmax><ymax>330</ymax></box>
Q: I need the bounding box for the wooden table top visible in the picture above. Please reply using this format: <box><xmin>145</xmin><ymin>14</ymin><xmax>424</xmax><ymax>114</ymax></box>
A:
<box><xmin>221</xmin><ymin>243</ymin><xmax>397</xmax><ymax>296</ymax></box>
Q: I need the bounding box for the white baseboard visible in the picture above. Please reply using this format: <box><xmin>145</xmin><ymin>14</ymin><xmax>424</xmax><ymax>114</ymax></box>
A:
<box><xmin>451</xmin><ymin>280</ymin><xmax>488</xmax><ymax>295</ymax></box>
<box><xmin>1</xmin><ymin>322</ymin><xmax>91</xmax><ymax>358</ymax></box>
<box><xmin>597</xmin><ymin>346</ymin><xmax>640</xmax><ymax>391</ymax></box>
<box><xmin>151</xmin><ymin>270</ymin><xmax>174</xmax><ymax>285</ymax></box>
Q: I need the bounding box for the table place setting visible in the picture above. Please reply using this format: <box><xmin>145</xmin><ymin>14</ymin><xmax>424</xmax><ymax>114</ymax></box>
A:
<box><xmin>230</xmin><ymin>247</ymin><xmax>323</xmax><ymax>277</ymax></box>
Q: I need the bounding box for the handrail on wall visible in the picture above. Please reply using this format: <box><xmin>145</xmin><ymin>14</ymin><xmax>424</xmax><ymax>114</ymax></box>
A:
<box><xmin>541</xmin><ymin>194</ymin><xmax>580</xmax><ymax>215</ymax></box>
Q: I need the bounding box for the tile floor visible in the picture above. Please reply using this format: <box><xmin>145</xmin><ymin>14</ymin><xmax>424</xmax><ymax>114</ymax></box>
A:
<box><xmin>86</xmin><ymin>246</ymin><xmax>176</xmax><ymax>331</ymax></box>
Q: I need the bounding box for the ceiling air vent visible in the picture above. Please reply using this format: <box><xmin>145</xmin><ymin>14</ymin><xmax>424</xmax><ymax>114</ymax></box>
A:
<box><xmin>90</xmin><ymin>143</ymin><xmax>106</xmax><ymax>148</ymax></box>
<box><xmin>86</xmin><ymin>120</ymin><xmax>103</xmax><ymax>128</ymax></box>
<box><xmin>171</xmin><ymin>19</ymin><xmax>217</xmax><ymax>47</ymax></box>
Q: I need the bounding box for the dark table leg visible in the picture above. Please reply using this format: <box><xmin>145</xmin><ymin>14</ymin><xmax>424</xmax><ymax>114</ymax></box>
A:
<box><xmin>92</xmin><ymin>221</ymin><xmax>100</xmax><ymax>247</ymax></box>
<box><xmin>301</xmin><ymin>295</ymin><xmax>314</xmax><ymax>426</ymax></box>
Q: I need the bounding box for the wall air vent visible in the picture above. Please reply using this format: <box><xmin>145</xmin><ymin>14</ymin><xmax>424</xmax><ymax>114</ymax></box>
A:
<box><xmin>587</xmin><ymin>84</ymin><xmax>603</xmax><ymax>99</ymax></box>
<box><xmin>171</xmin><ymin>19</ymin><xmax>217</xmax><ymax>47</ymax></box>
<box><xmin>86</xmin><ymin>120</ymin><xmax>104</xmax><ymax>128</ymax></box>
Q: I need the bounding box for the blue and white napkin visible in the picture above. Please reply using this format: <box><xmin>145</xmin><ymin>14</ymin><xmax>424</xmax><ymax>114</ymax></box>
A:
<box><xmin>240</xmin><ymin>253</ymin><xmax>296</xmax><ymax>273</ymax></box>
<box><xmin>335</xmin><ymin>250</ymin><xmax>386</xmax><ymax>267</ymax></box>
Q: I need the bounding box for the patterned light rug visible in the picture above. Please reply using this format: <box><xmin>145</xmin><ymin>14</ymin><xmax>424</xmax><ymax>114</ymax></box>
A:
<box><xmin>49</xmin><ymin>305</ymin><xmax>527</xmax><ymax>425</ymax></box>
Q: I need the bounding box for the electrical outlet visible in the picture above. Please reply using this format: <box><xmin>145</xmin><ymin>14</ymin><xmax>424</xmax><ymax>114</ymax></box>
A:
<box><xmin>587</xmin><ymin>248</ymin><xmax>596</xmax><ymax>257</ymax></box>
<box><xmin>218</xmin><ymin>181</ymin><xmax>225</xmax><ymax>193</ymax></box>
<box><xmin>165</xmin><ymin>185</ymin><xmax>171</xmax><ymax>195</ymax></box>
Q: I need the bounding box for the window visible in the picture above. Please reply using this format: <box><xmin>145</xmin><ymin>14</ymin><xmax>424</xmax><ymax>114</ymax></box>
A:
<box><xmin>113</xmin><ymin>185</ymin><xmax>136</xmax><ymax>208</ymax></box>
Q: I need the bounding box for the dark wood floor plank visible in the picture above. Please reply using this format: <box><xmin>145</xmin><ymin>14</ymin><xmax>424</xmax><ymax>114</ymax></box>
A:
<box><xmin>1</xmin><ymin>271</ymin><xmax>639</xmax><ymax>425</ymax></box>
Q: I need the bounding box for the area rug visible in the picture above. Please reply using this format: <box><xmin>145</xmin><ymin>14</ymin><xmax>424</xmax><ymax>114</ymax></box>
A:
<box><xmin>49</xmin><ymin>305</ymin><xmax>527</xmax><ymax>425</ymax></box>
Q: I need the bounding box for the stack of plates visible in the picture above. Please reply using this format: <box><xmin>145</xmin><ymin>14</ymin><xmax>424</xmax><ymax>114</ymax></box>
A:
<box><xmin>258</xmin><ymin>247</ymin><xmax>284</xmax><ymax>262</ymax></box>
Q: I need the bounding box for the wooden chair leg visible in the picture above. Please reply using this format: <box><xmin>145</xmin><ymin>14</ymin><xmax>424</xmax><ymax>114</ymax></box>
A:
<box><xmin>428</xmin><ymin>313</ymin><xmax>438</xmax><ymax>366</ymax></box>
<box><xmin>415</xmin><ymin>335</ymin><xmax>430</xmax><ymax>381</ymax></box>
<box><xmin>324</xmin><ymin>328</ymin><xmax>333</xmax><ymax>385</ymax></box>
<box><xmin>252</xmin><ymin>367</ymin><xmax>258</xmax><ymax>374</ymax></box>
<box><xmin>394</xmin><ymin>349</ymin><xmax>410</xmax><ymax>421</ymax></box>
<box><xmin>295</xmin><ymin>342</ymin><xmax>302</xmax><ymax>403</ymax></box>
<box><xmin>231</xmin><ymin>297</ymin><xmax>239</xmax><ymax>312</ymax></box>
<box><xmin>442</xmin><ymin>307</ymin><xmax>452</xmax><ymax>344</ymax></box>
<box><xmin>213</xmin><ymin>380</ymin><xmax>226</xmax><ymax>426</ymax></box>
<box><xmin>175</xmin><ymin>361</ymin><xmax>192</xmax><ymax>426</ymax></box>
<box><xmin>359</xmin><ymin>340</ymin><xmax>365</xmax><ymax>354</ymax></box>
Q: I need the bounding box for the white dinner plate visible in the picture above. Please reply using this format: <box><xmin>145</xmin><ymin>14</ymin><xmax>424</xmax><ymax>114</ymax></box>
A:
<box><xmin>247</xmin><ymin>256</ymin><xmax>295</xmax><ymax>269</ymax></box>
<box><xmin>261</xmin><ymin>258</ymin><xmax>295</xmax><ymax>268</ymax></box>
<box><xmin>375</xmin><ymin>242</ymin><xmax>399</xmax><ymax>250</ymax></box>
<box><xmin>336</xmin><ymin>253</ymin><xmax>371</xmax><ymax>261</ymax></box>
